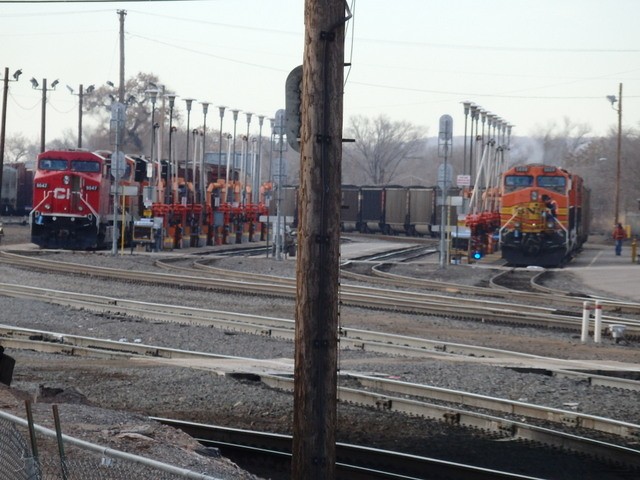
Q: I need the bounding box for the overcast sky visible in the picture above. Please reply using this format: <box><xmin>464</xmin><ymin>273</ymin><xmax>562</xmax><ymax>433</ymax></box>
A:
<box><xmin>1</xmin><ymin>0</ymin><xmax>638</xmax><ymax>144</ymax></box>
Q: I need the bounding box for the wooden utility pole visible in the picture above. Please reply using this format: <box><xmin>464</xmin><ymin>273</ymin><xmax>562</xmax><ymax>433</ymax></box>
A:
<box><xmin>292</xmin><ymin>1</ymin><xmax>347</xmax><ymax>479</ymax></box>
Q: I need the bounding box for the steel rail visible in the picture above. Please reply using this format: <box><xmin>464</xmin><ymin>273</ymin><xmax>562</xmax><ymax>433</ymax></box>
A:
<box><xmin>3</xmin><ymin>281</ymin><xmax>640</xmax><ymax>392</ymax></box>
<box><xmin>259</xmin><ymin>374</ymin><xmax>640</xmax><ymax>468</ymax></box>
<box><xmin>1</xmin><ymin>250</ymin><xmax>639</xmax><ymax>336</ymax></box>
<box><xmin>143</xmin><ymin>255</ymin><xmax>640</xmax><ymax>334</ymax></box>
<box><xmin>364</xmin><ymin>261</ymin><xmax>640</xmax><ymax>315</ymax></box>
<box><xmin>1</xmin><ymin>320</ymin><xmax>639</xmax><ymax>457</ymax></box>
<box><xmin>152</xmin><ymin>419</ymin><xmax>548</xmax><ymax>480</ymax></box>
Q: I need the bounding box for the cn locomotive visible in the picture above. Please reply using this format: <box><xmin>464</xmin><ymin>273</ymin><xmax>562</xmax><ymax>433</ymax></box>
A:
<box><xmin>30</xmin><ymin>149</ymin><xmax>143</xmax><ymax>249</ymax></box>
<box><xmin>498</xmin><ymin>164</ymin><xmax>590</xmax><ymax>267</ymax></box>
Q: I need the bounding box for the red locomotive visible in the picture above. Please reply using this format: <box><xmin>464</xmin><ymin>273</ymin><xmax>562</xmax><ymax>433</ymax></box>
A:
<box><xmin>498</xmin><ymin>164</ymin><xmax>590</xmax><ymax>267</ymax></box>
<box><xmin>30</xmin><ymin>149</ymin><xmax>143</xmax><ymax>249</ymax></box>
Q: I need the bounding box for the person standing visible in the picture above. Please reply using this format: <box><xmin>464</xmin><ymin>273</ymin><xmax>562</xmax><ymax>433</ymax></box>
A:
<box><xmin>541</xmin><ymin>195</ymin><xmax>557</xmax><ymax>218</ymax></box>
<box><xmin>612</xmin><ymin>223</ymin><xmax>627</xmax><ymax>256</ymax></box>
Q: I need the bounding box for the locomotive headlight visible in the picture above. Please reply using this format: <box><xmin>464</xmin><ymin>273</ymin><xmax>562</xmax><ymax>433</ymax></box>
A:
<box><xmin>63</xmin><ymin>175</ymin><xmax>70</xmax><ymax>185</ymax></box>
<box><xmin>44</xmin><ymin>204</ymin><xmax>51</xmax><ymax>210</ymax></box>
<box><xmin>531</xmin><ymin>191</ymin><xmax>538</xmax><ymax>201</ymax></box>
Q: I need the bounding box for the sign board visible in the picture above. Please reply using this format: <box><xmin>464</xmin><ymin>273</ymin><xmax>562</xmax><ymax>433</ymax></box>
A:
<box><xmin>110</xmin><ymin>102</ymin><xmax>126</xmax><ymax>122</ymax></box>
<box><xmin>274</xmin><ymin>109</ymin><xmax>286</xmax><ymax>135</ymax></box>
<box><xmin>436</xmin><ymin>196</ymin><xmax>463</xmax><ymax>207</ymax></box>
<box><xmin>259</xmin><ymin>215</ymin><xmax>294</xmax><ymax>223</ymax></box>
<box><xmin>438</xmin><ymin>114</ymin><xmax>453</xmax><ymax>141</ymax></box>
<box><xmin>438</xmin><ymin>114</ymin><xmax>453</xmax><ymax>158</ymax></box>
<box><xmin>112</xmin><ymin>151</ymin><xmax>127</xmax><ymax>179</ymax></box>
<box><xmin>110</xmin><ymin>185</ymin><xmax>139</xmax><ymax>196</ymax></box>
<box><xmin>437</xmin><ymin>163</ymin><xmax>453</xmax><ymax>190</ymax></box>
<box><xmin>456</xmin><ymin>174</ymin><xmax>471</xmax><ymax>187</ymax></box>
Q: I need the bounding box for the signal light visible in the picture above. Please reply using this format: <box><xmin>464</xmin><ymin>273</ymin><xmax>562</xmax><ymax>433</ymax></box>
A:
<box><xmin>472</xmin><ymin>251</ymin><xmax>483</xmax><ymax>260</ymax></box>
<box><xmin>285</xmin><ymin>65</ymin><xmax>303</xmax><ymax>153</ymax></box>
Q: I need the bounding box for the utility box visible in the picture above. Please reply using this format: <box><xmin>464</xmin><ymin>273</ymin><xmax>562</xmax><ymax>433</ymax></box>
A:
<box><xmin>132</xmin><ymin>218</ymin><xmax>163</xmax><ymax>251</ymax></box>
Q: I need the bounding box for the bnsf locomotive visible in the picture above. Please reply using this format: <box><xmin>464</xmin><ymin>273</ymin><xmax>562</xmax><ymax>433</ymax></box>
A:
<box><xmin>30</xmin><ymin>149</ymin><xmax>142</xmax><ymax>249</ymax></box>
<box><xmin>499</xmin><ymin>164</ymin><xmax>590</xmax><ymax>267</ymax></box>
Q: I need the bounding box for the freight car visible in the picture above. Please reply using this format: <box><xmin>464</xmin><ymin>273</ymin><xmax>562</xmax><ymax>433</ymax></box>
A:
<box><xmin>30</xmin><ymin>149</ymin><xmax>143</xmax><ymax>249</ymax></box>
<box><xmin>498</xmin><ymin>164</ymin><xmax>589</xmax><ymax>267</ymax></box>
<box><xmin>1</xmin><ymin>162</ymin><xmax>33</xmax><ymax>216</ymax></box>
<box><xmin>277</xmin><ymin>185</ymin><xmax>438</xmax><ymax>237</ymax></box>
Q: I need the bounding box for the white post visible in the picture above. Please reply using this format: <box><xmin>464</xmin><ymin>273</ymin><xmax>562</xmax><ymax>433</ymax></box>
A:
<box><xmin>580</xmin><ymin>301</ymin><xmax>591</xmax><ymax>343</ymax></box>
<box><xmin>594</xmin><ymin>300</ymin><xmax>603</xmax><ymax>343</ymax></box>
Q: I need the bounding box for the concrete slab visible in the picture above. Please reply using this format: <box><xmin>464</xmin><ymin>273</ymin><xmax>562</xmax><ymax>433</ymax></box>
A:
<box><xmin>562</xmin><ymin>244</ymin><xmax>639</xmax><ymax>302</ymax></box>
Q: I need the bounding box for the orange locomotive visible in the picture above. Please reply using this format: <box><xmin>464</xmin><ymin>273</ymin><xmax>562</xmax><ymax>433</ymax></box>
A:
<box><xmin>498</xmin><ymin>164</ymin><xmax>590</xmax><ymax>267</ymax></box>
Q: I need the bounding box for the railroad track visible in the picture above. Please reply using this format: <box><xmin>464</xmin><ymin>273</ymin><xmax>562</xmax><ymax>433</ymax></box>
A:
<box><xmin>151</xmin><ymin>419</ymin><xmax>551</xmax><ymax>480</ymax></box>
<box><xmin>1</xmin><ymin>284</ymin><xmax>639</xmax><ymax>424</ymax></box>
<box><xmin>343</xmin><ymin>260</ymin><xmax>640</xmax><ymax>316</ymax></box>
<box><xmin>2</xmin><ymin>318</ymin><xmax>639</xmax><ymax>473</ymax></box>
<box><xmin>2</xmin><ymin>250</ymin><xmax>639</xmax><ymax>338</ymax></box>
<box><xmin>3</xmin><ymin>243</ymin><xmax>638</xmax><ymax>475</ymax></box>
<box><xmin>2</xmin><ymin>281</ymin><xmax>639</xmax><ymax>390</ymax></box>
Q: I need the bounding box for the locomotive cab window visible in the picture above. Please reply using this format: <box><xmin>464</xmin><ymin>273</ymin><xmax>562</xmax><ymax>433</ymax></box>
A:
<box><xmin>504</xmin><ymin>175</ymin><xmax>533</xmax><ymax>192</ymax></box>
<box><xmin>537</xmin><ymin>176</ymin><xmax>566</xmax><ymax>193</ymax></box>
<box><xmin>71</xmin><ymin>160</ymin><xmax>101</xmax><ymax>173</ymax></box>
<box><xmin>39</xmin><ymin>159</ymin><xmax>68</xmax><ymax>171</ymax></box>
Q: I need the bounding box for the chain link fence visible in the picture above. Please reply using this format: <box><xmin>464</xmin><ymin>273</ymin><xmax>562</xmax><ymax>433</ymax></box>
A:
<box><xmin>0</xmin><ymin>411</ymin><xmax>221</xmax><ymax>480</ymax></box>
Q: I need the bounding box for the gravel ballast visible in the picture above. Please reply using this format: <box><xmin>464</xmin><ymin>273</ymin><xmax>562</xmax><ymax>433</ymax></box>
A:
<box><xmin>0</xmin><ymin>224</ymin><xmax>638</xmax><ymax>479</ymax></box>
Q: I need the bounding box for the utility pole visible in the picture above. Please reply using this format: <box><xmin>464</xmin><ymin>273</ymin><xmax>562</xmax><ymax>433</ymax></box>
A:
<box><xmin>615</xmin><ymin>83</ymin><xmax>622</xmax><ymax>226</ymax></box>
<box><xmin>117</xmin><ymin>10</ymin><xmax>126</xmax><ymax>104</ymax></box>
<box><xmin>292</xmin><ymin>1</ymin><xmax>350</xmax><ymax>479</ymax></box>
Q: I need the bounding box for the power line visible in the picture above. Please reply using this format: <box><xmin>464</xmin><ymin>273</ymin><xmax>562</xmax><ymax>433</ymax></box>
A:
<box><xmin>349</xmin><ymin>80</ymin><xmax>640</xmax><ymax>100</ymax></box>
<box><xmin>127</xmin><ymin>32</ymin><xmax>287</xmax><ymax>72</ymax></box>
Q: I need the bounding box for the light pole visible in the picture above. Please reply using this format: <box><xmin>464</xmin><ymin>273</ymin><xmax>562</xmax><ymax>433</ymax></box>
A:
<box><xmin>200</xmin><ymin>102</ymin><xmax>210</xmax><ymax>206</ymax></box>
<box><xmin>230</xmin><ymin>109</ymin><xmax>240</xmax><ymax>203</ymax></box>
<box><xmin>184</xmin><ymin>98</ymin><xmax>196</xmax><ymax>203</ymax></box>
<box><xmin>1</xmin><ymin>68</ymin><xmax>21</xmax><ymax>207</ymax></box>
<box><xmin>31</xmin><ymin>77</ymin><xmax>59</xmax><ymax>153</ymax></box>
<box><xmin>607</xmin><ymin>83</ymin><xmax>623</xmax><ymax>225</ymax></box>
<box><xmin>165</xmin><ymin>94</ymin><xmax>177</xmax><ymax>204</ymax></box>
<box><xmin>469</xmin><ymin>104</ymin><xmax>479</xmax><ymax>181</ymax></box>
<box><xmin>266</xmin><ymin>117</ymin><xmax>275</xmax><ymax>258</ymax></box>
<box><xmin>224</xmin><ymin>133</ymin><xmax>232</xmax><ymax>201</ymax></box>
<box><xmin>268</xmin><ymin>117</ymin><xmax>275</xmax><ymax>183</ymax></box>
<box><xmin>146</xmin><ymin>89</ymin><xmax>159</xmax><ymax>203</ymax></box>
<box><xmin>217</xmin><ymin>106</ymin><xmax>226</xmax><ymax>181</ymax></box>
<box><xmin>243</xmin><ymin>112</ymin><xmax>253</xmax><ymax>205</ymax></box>
<box><xmin>256</xmin><ymin>115</ymin><xmax>265</xmax><ymax>200</ymax></box>
<box><xmin>192</xmin><ymin>128</ymin><xmax>201</xmax><ymax>201</ymax></box>
<box><xmin>250</xmin><ymin>137</ymin><xmax>257</xmax><ymax>203</ymax></box>
<box><xmin>66</xmin><ymin>84</ymin><xmax>95</xmax><ymax>149</ymax></box>
<box><xmin>462</xmin><ymin>101</ymin><xmax>471</xmax><ymax>177</ymax></box>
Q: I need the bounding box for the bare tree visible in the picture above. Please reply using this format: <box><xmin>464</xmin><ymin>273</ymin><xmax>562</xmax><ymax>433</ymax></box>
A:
<box><xmin>528</xmin><ymin>117</ymin><xmax>592</xmax><ymax>167</ymax></box>
<box><xmin>344</xmin><ymin>115</ymin><xmax>426</xmax><ymax>185</ymax></box>
<box><xmin>83</xmin><ymin>72</ymin><xmax>179</xmax><ymax>154</ymax></box>
<box><xmin>4</xmin><ymin>133</ymin><xmax>39</xmax><ymax>163</ymax></box>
